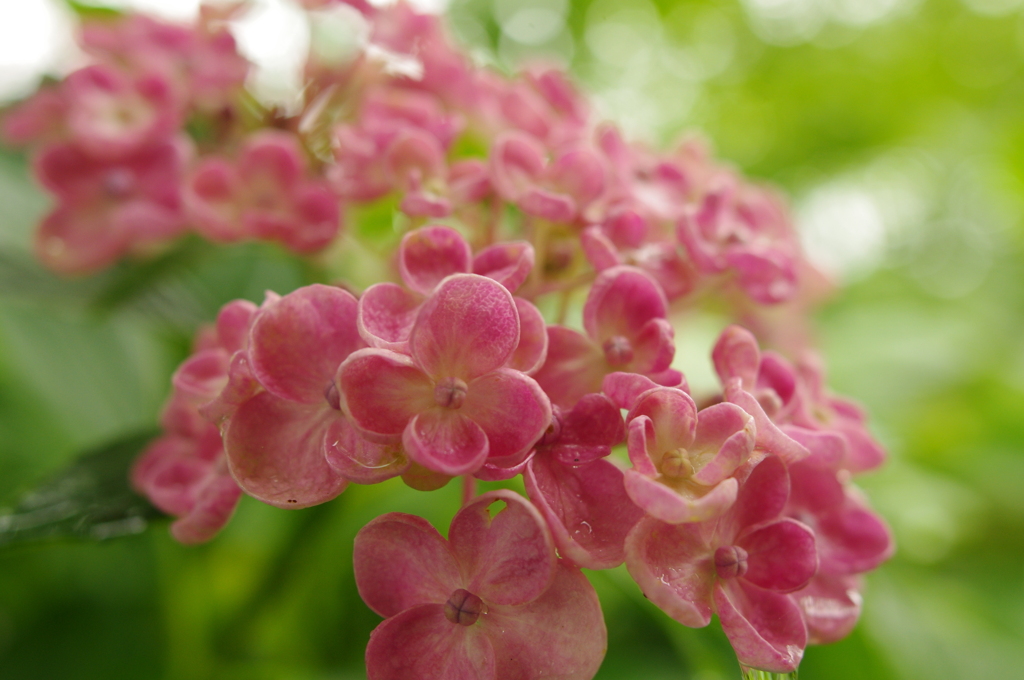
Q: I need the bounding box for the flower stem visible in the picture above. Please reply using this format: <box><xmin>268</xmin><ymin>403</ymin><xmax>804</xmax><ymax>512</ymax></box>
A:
<box><xmin>740</xmin><ymin>666</ymin><xmax>798</xmax><ymax>680</ymax></box>
<box><xmin>461</xmin><ymin>475</ymin><xmax>477</xmax><ymax>507</ymax></box>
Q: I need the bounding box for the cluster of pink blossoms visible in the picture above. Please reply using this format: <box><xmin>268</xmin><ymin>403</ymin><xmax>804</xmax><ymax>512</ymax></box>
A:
<box><xmin>5</xmin><ymin>1</ymin><xmax>894</xmax><ymax>677</ymax></box>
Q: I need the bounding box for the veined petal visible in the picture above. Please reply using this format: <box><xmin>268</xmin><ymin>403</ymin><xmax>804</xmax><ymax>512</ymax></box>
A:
<box><xmin>583</xmin><ymin>266</ymin><xmax>667</xmax><ymax>343</ymax></box>
<box><xmin>354</xmin><ymin>513</ymin><xmax>462</xmax><ymax>617</ymax></box>
<box><xmin>691</xmin><ymin>402</ymin><xmax>755</xmax><ymax>486</ymax></box>
<box><xmin>627</xmin><ymin>387</ymin><xmax>697</xmax><ymax>456</ymax></box>
<box><xmin>506</xmin><ymin>298</ymin><xmax>548</xmax><ymax>375</ymax></box>
<box><xmin>450</xmin><ymin>490</ymin><xmax>555</xmax><ymax>606</ymax></box>
<box><xmin>526</xmin><ymin>456</ymin><xmax>642</xmax><ymax>570</ymax></box>
<box><xmin>624</xmin><ymin>469</ymin><xmax>738</xmax><ymax>525</ymax></box>
<box><xmin>366</xmin><ymin>604</ymin><xmax>495</xmax><ymax>680</ymax></box>
<box><xmin>484</xmin><ymin>561</ymin><xmax>607</xmax><ymax>680</ymax></box>
<box><xmin>463</xmin><ymin>368</ymin><xmax>551</xmax><ymax>462</ymax></box>
<box><xmin>224</xmin><ymin>392</ymin><xmax>348</xmax><ymax>508</ymax></box>
<box><xmin>404</xmin><ymin>410</ymin><xmax>490</xmax><ymax>476</ymax></box>
<box><xmin>714</xmin><ymin>579</ymin><xmax>807</xmax><ymax>673</ymax></box>
<box><xmin>410</xmin><ymin>274</ymin><xmax>519</xmax><ymax>381</ymax></box>
<box><xmin>249</xmin><ymin>284</ymin><xmax>362</xmax><ymax>404</ymax></box>
<box><xmin>473</xmin><ymin>241</ymin><xmax>534</xmax><ymax>293</ymax></box>
<box><xmin>399</xmin><ymin>225</ymin><xmax>472</xmax><ymax>295</ymax></box>
<box><xmin>624</xmin><ymin>516</ymin><xmax>714</xmax><ymax>628</ymax></box>
<box><xmin>602</xmin><ymin>372</ymin><xmax>664</xmax><ymax>411</ymax></box>
<box><xmin>739</xmin><ymin>519</ymin><xmax>818</xmax><ymax>593</ymax></box>
<box><xmin>323</xmin><ymin>417</ymin><xmax>409</xmax><ymax>485</ymax></box>
<box><xmin>628</xmin><ymin>318</ymin><xmax>676</xmax><ymax>375</ymax></box>
<box><xmin>338</xmin><ymin>349</ymin><xmax>434</xmax><ymax>435</ymax></box>
<box><xmin>358</xmin><ymin>282</ymin><xmax>422</xmax><ymax>351</ymax></box>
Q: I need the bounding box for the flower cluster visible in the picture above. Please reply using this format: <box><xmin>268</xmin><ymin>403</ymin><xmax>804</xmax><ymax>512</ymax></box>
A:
<box><xmin>5</xmin><ymin>1</ymin><xmax>894</xmax><ymax>677</ymax></box>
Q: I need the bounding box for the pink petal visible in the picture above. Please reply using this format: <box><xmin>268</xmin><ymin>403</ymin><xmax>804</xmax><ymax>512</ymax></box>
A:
<box><xmin>404</xmin><ymin>409</ymin><xmax>490</xmax><ymax>476</ymax></box>
<box><xmin>739</xmin><ymin>519</ymin><xmax>818</xmax><ymax>592</ymax></box>
<box><xmin>714</xmin><ymin>579</ymin><xmax>806</xmax><ymax>673</ymax></box>
<box><xmin>484</xmin><ymin>560</ymin><xmax>607</xmax><ymax>680</ymax></box>
<box><xmin>462</xmin><ymin>368</ymin><xmax>551</xmax><ymax>462</ymax></box>
<box><xmin>712</xmin><ymin>325</ymin><xmax>760</xmax><ymax>390</ymax></box>
<box><xmin>507</xmin><ymin>298</ymin><xmax>548</xmax><ymax>375</ymax></box>
<box><xmin>532</xmin><ymin>326</ymin><xmax>604</xmax><ymax>409</ymax></box>
<box><xmin>409</xmin><ymin>274</ymin><xmax>519</xmax><ymax>381</ymax></box>
<box><xmin>726</xmin><ymin>381</ymin><xmax>809</xmax><ymax>464</ymax></box>
<box><xmin>525</xmin><ymin>456</ymin><xmax>643</xmax><ymax>570</ymax></box>
<box><xmin>724</xmin><ymin>455</ymin><xmax>791</xmax><ymax>544</ymax></box>
<box><xmin>323</xmin><ymin>417</ymin><xmax>409</xmax><ymax>485</ymax></box>
<box><xmin>547</xmin><ymin>147</ymin><xmax>605</xmax><ymax>211</ymax></box>
<box><xmin>628</xmin><ymin>318</ymin><xmax>676</xmax><ymax>374</ymax></box>
<box><xmin>518</xmin><ymin>186</ymin><xmax>576</xmax><ymax>223</ymax></box>
<box><xmin>602</xmin><ymin>371</ymin><xmax>664</xmax><ymax>411</ymax></box>
<box><xmin>548</xmin><ymin>392</ymin><xmax>624</xmax><ymax>465</ymax></box>
<box><xmin>690</xmin><ymin>402</ymin><xmax>755</xmax><ymax>486</ymax></box>
<box><xmin>627</xmin><ymin>387</ymin><xmax>697</xmax><ymax>456</ymax></box>
<box><xmin>249</xmin><ymin>284</ymin><xmax>363</xmax><ymax>404</ymax></box>
<box><xmin>365</xmin><ymin>604</ymin><xmax>495</xmax><ymax>680</ymax></box>
<box><xmin>354</xmin><ymin>512</ymin><xmax>462</xmax><ymax>617</ymax></box>
<box><xmin>583</xmin><ymin>266</ymin><xmax>667</xmax><ymax>343</ymax></box>
<box><xmin>34</xmin><ymin>206</ymin><xmax>129</xmax><ymax>275</ymax></box>
<box><xmin>357</xmin><ymin>282</ymin><xmax>423</xmax><ymax>351</ymax></box>
<box><xmin>727</xmin><ymin>249</ymin><xmax>798</xmax><ymax>305</ymax></box>
<box><xmin>223</xmin><ymin>391</ymin><xmax>348</xmax><ymax>508</ymax></box>
<box><xmin>624</xmin><ymin>516</ymin><xmax>714</xmax><ymax>627</ymax></box>
<box><xmin>580</xmin><ymin>225</ymin><xmax>622</xmax><ymax>271</ymax></box>
<box><xmin>450</xmin><ymin>490</ymin><xmax>555</xmax><ymax>606</ymax></box>
<box><xmin>171</xmin><ymin>349</ymin><xmax>229</xmax><ymax>405</ymax></box>
<box><xmin>794</xmin><ymin>573</ymin><xmax>863</xmax><ymax>645</ymax></box>
<box><xmin>338</xmin><ymin>348</ymin><xmax>435</xmax><ymax>435</ymax></box>
<box><xmin>169</xmin><ymin>474</ymin><xmax>242</xmax><ymax>545</ymax></box>
<box><xmin>399</xmin><ymin>225</ymin><xmax>472</xmax><ymax>295</ymax></box>
<box><xmin>473</xmin><ymin>241</ymin><xmax>535</xmax><ymax>293</ymax></box>
<box><xmin>624</xmin><ymin>468</ymin><xmax>739</xmax><ymax>524</ymax></box>
<box><xmin>215</xmin><ymin>299</ymin><xmax>258</xmax><ymax>353</ymax></box>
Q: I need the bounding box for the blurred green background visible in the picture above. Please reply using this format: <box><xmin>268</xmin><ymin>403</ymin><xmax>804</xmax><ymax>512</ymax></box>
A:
<box><xmin>2</xmin><ymin>0</ymin><xmax>1024</xmax><ymax>678</ymax></box>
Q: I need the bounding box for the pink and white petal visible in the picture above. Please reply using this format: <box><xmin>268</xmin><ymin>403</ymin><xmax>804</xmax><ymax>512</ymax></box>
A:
<box><xmin>726</xmin><ymin>381</ymin><xmax>809</xmax><ymax>464</ymax></box>
<box><xmin>627</xmin><ymin>317</ymin><xmax>676</xmax><ymax>375</ymax></box>
<box><xmin>794</xmin><ymin>573</ymin><xmax>863</xmax><ymax>645</ymax></box>
<box><xmin>404</xmin><ymin>409</ymin><xmax>491</xmax><ymax>476</ymax></box>
<box><xmin>451</xmin><ymin>490</ymin><xmax>556</xmax><ymax>606</ymax></box>
<box><xmin>473</xmin><ymin>241</ymin><xmax>535</xmax><ymax>293</ymax></box>
<box><xmin>712</xmin><ymin>325</ymin><xmax>761</xmax><ymax>390</ymax></box>
<box><xmin>354</xmin><ymin>513</ymin><xmax>462</xmax><ymax>617</ymax></box>
<box><xmin>532</xmin><ymin>326</ymin><xmax>605</xmax><ymax>409</ymax></box>
<box><xmin>338</xmin><ymin>349</ymin><xmax>435</xmax><ymax>435</ymax></box>
<box><xmin>526</xmin><ymin>456</ymin><xmax>643</xmax><ymax>570</ymax></box>
<box><xmin>724</xmin><ymin>455</ymin><xmax>790</xmax><ymax>539</ymax></box>
<box><xmin>691</xmin><ymin>402</ymin><xmax>755</xmax><ymax>486</ymax></box>
<box><xmin>197</xmin><ymin>350</ymin><xmax>260</xmax><ymax>426</ymax></box>
<box><xmin>783</xmin><ymin>427</ymin><xmax>847</xmax><ymax>469</ymax></box>
<box><xmin>727</xmin><ymin>249</ymin><xmax>798</xmax><ymax>305</ymax></box>
<box><xmin>169</xmin><ymin>473</ymin><xmax>242</xmax><ymax>545</ymax></box>
<box><xmin>462</xmin><ymin>368</ymin><xmax>551</xmax><ymax>462</ymax></box>
<box><xmin>626</xmin><ymin>417</ymin><xmax>659</xmax><ymax>477</ymax></box>
<box><xmin>714</xmin><ymin>580</ymin><xmax>807</xmax><ymax>673</ymax></box>
<box><xmin>410</xmin><ymin>274</ymin><xmax>519</xmax><ymax>381</ymax></box>
<box><xmin>518</xmin><ymin>187</ymin><xmax>576</xmax><ymax>223</ymax></box>
<box><xmin>625</xmin><ymin>469</ymin><xmax>738</xmax><ymax>524</ymax></box>
<box><xmin>628</xmin><ymin>387</ymin><xmax>698</xmax><ymax>456</ymax></box>
<box><xmin>580</xmin><ymin>225</ymin><xmax>622</xmax><ymax>271</ymax></box>
<box><xmin>399</xmin><ymin>225</ymin><xmax>472</xmax><ymax>295</ymax></box>
<box><xmin>583</xmin><ymin>266</ymin><xmax>667</xmax><ymax>343</ymax></box>
<box><xmin>738</xmin><ymin>519</ymin><xmax>818</xmax><ymax>593</ymax></box>
<box><xmin>249</xmin><ymin>284</ymin><xmax>362</xmax><ymax>404</ymax></box>
<box><xmin>601</xmin><ymin>372</ymin><xmax>663</xmax><ymax>411</ymax></box>
<box><xmin>366</xmin><ymin>604</ymin><xmax>495</xmax><ymax>680</ymax></box>
<box><xmin>224</xmin><ymin>392</ymin><xmax>348</xmax><ymax>508</ymax></box>
<box><xmin>357</xmin><ymin>282</ymin><xmax>422</xmax><ymax>351</ymax></box>
<box><xmin>507</xmin><ymin>298</ymin><xmax>548</xmax><ymax>375</ymax></box>
<box><xmin>474</xmin><ymin>454</ymin><xmax>533</xmax><ymax>482</ymax></box>
<box><xmin>624</xmin><ymin>516</ymin><xmax>714</xmax><ymax>628</ymax></box>
<box><xmin>484</xmin><ymin>561</ymin><xmax>607</xmax><ymax>680</ymax></box>
<box><xmin>171</xmin><ymin>349</ymin><xmax>229</xmax><ymax>406</ymax></box>
<box><xmin>323</xmin><ymin>417</ymin><xmax>409</xmax><ymax>485</ymax></box>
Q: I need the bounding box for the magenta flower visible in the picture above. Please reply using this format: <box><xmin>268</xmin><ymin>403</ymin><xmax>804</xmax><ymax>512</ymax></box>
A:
<box><xmin>533</xmin><ymin>266</ymin><xmax>680</xmax><ymax>408</ymax></box>
<box><xmin>354</xmin><ymin>490</ymin><xmax>606</xmax><ymax>680</ymax></box>
<box><xmin>186</xmin><ymin>130</ymin><xmax>341</xmax><ymax>253</ymax></box>
<box><xmin>32</xmin><ymin>138</ymin><xmax>188</xmax><ymax>274</ymax></box>
<box><xmin>624</xmin><ymin>386</ymin><xmax>755</xmax><ymax>524</ymax></box>
<box><xmin>339</xmin><ymin>274</ymin><xmax>552</xmax><ymax>476</ymax></box>
<box><xmin>524</xmin><ymin>393</ymin><xmax>644</xmax><ymax>569</ymax></box>
<box><xmin>626</xmin><ymin>455</ymin><xmax>818</xmax><ymax>672</ymax></box>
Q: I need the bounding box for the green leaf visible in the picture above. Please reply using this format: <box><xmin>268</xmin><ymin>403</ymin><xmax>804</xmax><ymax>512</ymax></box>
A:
<box><xmin>0</xmin><ymin>428</ymin><xmax>164</xmax><ymax>548</ymax></box>
<box><xmin>63</xmin><ymin>0</ymin><xmax>124</xmax><ymax>19</ymax></box>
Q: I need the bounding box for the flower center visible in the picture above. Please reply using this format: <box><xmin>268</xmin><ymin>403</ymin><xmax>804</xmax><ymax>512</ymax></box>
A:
<box><xmin>434</xmin><ymin>377</ymin><xmax>468</xmax><ymax>409</ymax></box>
<box><xmin>660</xmin><ymin>448</ymin><xmax>695</xmax><ymax>479</ymax></box>
<box><xmin>602</xmin><ymin>335</ymin><xmax>634</xmax><ymax>367</ymax></box>
<box><xmin>443</xmin><ymin>588</ymin><xmax>485</xmax><ymax>626</ymax></box>
<box><xmin>103</xmin><ymin>168</ymin><xmax>136</xmax><ymax>199</ymax></box>
<box><xmin>324</xmin><ymin>381</ymin><xmax>341</xmax><ymax>410</ymax></box>
<box><xmin>714</xmin><ymin>545</ymin><xmax>749</xmax><ymax>579</ymax></box>
<box><xmin>539</xmin><ymin>407</ymin><xmax>564</xmax><ymax>446</ymax></box>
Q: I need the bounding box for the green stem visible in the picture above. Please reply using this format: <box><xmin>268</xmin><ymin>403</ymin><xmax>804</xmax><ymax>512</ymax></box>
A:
<box><xmin>740</xmin><ymin>665</ymin><xmax>798</xmax><ymax>680</ymax></box>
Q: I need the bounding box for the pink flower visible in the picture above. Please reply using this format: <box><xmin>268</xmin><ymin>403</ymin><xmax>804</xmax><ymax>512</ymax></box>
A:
<box><xmin>32</xmin><ymin>138</ymin><xmax>188</xmax><ymax>274</ymax></box>
<box><xmin>624</xmin><ymin>386</ymin><xmax>755</xmax><ymax>524</ymax></box>
<box><xmin>533</xmin><ymin>266</ymin><xmax>680</xmax><ymax>408</ymax></box>
<box><xmin>524</xmin><ymin>393</ymin><xmax>644</xmax><ymax>569</ymax></box>
<box><xmin>354</xmin><ymin>490</ymin><xmax>606</xmax><ymax>680</ymax></box>
<box><xmin>339</xmin><ymin>274</ymin><xmax>552</xmax><ymax>476</ymax></box>
<box><xmin>626</xmin><ymin>455</ymin><xmax>818</xmax><ymax>673</ymax></box>
<box><xmin>186</xmin><ymin>130</ymin><xmax>341</xmax><ymax>253</ymax></box>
